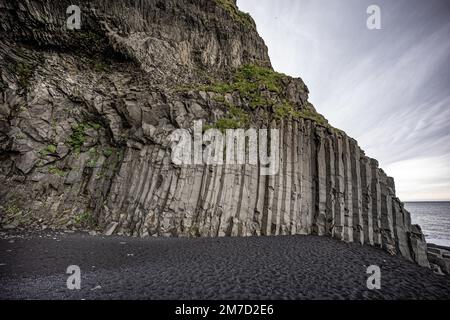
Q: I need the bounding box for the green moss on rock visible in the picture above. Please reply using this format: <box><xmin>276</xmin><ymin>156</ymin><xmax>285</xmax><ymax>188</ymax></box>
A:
<box><xmin>184</xmin><ymin>64</ymin><xmax>340</xmax><ymax>132</ymax></box>
<box><xmin>204</xmin><ymin>106</ymin><xmax>250</xmax><ymax>132</ymax></box>
<box><xmin>274</xmin><ymin>102</ymin><xmax>331</xmax><ymax>127</ymax></box>
<box><xmin>67</xmin><ymin>124</ymin><xmax>87</xmax><ymax>153</ymax></box>
<box><xmin>197</xmin><ymin>64</ymin><xmax>287</xmax><ymax>111</ymax></box>
<box><xmin>39</xmin><ymin>144</ymin><xmax>58</xmax><ymax>158</ymax></box>
<box><xmin>102</xmin><ymin>147</ymin><xmax>115</xmax><ymax>158</ymax></box>
<box><xmin>46</xmin><ymin>144</ymin><xmax>57</xmax><ymax>154</ymax></box>
<box><xmin>48</xmin><ymin>166</ymin><xmax>66</xmax><ymax>177</ymax></box>
<box><xmin>214</xmin><ymin>0</ymin><xmax>255</xmax><ymax>28</ymax></box>
<box><xmin>5</xmin><ymin>203</ymin><xmax>21</xmax><ymax>216</ymax></box>
<box><xmin>8</xmin><ymin>62</ymin><xmax>35</xmax><ymax>90</ymax></box>
<box><xmin>202</xmin><ymin>64</ymin><xmax>285</xmax><ymax>95</ymax></box>
<box><xmin>66</xmin><ymin>121</ymin><xmax>103</xmax><ymax>153</ymax></box>
<box><xmin>74</xmin><ymin>211</ymin><xmax>97</xmax><ymax>229</ymax></box>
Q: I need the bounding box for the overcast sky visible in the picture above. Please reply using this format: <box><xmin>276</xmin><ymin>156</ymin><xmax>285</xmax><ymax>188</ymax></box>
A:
<box><xmin>238</xmin><ymin>0</ymin><xmax>450</xmax><ymax>201</ymax></box>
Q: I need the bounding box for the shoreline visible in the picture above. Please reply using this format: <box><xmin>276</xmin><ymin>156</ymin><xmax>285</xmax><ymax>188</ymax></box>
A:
<box><xmin>428</xmin><ymin>243</ymin><xmax>450</xmax><ymax>252</ymax></box>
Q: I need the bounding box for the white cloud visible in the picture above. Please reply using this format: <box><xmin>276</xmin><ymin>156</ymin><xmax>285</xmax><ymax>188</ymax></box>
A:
<box><xmin>238</xmin><ymin>0</ymin><xmax>450</xmax><ymax>200</ymax></box>
<box><xmin>385</xmin><ymin>156</ymin><xmax>450</xmax><ymax>201</ymax></box>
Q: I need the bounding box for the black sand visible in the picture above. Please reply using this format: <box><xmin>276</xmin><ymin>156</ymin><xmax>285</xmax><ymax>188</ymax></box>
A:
<box><xmin>1</xmin><ymin>231</ymin><xmax>449</xmax><ymax>300</ymax></box>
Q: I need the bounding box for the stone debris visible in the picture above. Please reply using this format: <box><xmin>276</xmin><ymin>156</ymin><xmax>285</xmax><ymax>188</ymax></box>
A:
<box><xmin>105</xmin><ymin>223</ymin><xmax>119</xmax><ymax>236</ymax></box>
<box><xmin>427</xmin><ymin>245</ymin><xmax>450</xmax><ymax>274</ymax></box>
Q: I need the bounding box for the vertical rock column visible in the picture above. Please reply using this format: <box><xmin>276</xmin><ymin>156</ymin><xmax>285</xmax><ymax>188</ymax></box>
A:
<box><xmin>281</xmin><ymin>120</ymin><xmax>294</xmax><ymax>235</ymax></box>
<box><xmin>409</xmin><ymin>224</ymin><xmax>429</xmax><ymax>267</ymax></box>
<box><xmin>370</xmin><ymin>159</ymin><xmax>382</xmax><ymax>247</ymax></box>
<box><xmin>342</xmin><ymin>137</ymin><xmax>354</xmax><ymax>242</ymax></box>
<box><xmin>291</xmin><ymin>121</ymin><xmax>303</xmax><ymax>234</ymax></box>
<box><xmin>332</xmin><ymin>135</ymin><xmax>345</xmax><ymax>241</ymax></box>
<box><xmin>379</xmin><ymin>170</ymin><xmax>396</xmax><ymax>255</ymax></box>
<box><xmin>324</xmin><ymin>133</ymin><xmax>336</xmax><ymax>237</ymax></box>
<box><xmin>360</xmin><ymin>156</ymin><xmax>374</xmax><ymax>246</ymax></box>
<box><xmin>315</xmin><ymin>127</ymin><xmax>328</xmax><ymax>236</ymax></box>
<box><xmin>391</xmin><ymin>197</ymin><xmax>412</xmax><ymax>261</ymax></box>
<box><xmin>299</xmin><ymin>120</ymin><xmax>313</xmax><ymax>235</ymax></box>
<box><xmin>350</xmin><ymin>139</ymin><xmax>364</xmax><ymax>245</ymax></box>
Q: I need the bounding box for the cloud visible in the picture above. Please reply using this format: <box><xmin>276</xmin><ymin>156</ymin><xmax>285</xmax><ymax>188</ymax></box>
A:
<box><xmin>385</xmin><ymin>156</ymin><xmax>450</xmax><ymax>201</ymax></box>
<box><xmin>238</xmin><ymin>0</ymin><xmax>450</xmax><ymax>200</ymax></box>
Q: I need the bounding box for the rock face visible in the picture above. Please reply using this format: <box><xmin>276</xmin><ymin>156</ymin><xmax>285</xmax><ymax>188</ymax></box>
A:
<box><xmin>0</xmin><ymin>0</ymin><xmax>429</xmax><ymax>267</ymax></box>
<box><xmin>428</xmin><ymin>244</ymin><xmax>450</xmax><ymax>274</ymax></box>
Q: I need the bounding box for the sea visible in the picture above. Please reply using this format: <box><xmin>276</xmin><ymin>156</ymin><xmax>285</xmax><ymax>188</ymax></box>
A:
<box><xmin>405</xmin><ymin>202</ymin><xmax>450</xmax><ymax>247</ymax></box>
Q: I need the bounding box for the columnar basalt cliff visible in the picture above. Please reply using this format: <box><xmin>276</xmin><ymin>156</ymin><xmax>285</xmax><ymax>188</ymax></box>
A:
<box><xmin>0</xmin><ymin>0</ymin><xmax>429</xmax><ymax>267</ymax></box>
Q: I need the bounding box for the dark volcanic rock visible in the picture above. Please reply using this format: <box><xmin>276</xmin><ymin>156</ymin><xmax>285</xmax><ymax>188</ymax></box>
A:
<box><xmin>0</xmin><ymin>0</ymin><xmax>429</xmax><ymax>268</ymax></box>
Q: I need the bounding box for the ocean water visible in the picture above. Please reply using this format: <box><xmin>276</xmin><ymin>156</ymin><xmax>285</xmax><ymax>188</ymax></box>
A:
<box><xmin>405</xmin><ymin>202</ymin><xmax>450</xmax><ymax>247</ymax></box>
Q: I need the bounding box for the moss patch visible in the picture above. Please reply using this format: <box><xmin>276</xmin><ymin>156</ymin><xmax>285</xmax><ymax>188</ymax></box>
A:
<box><xmin>46</xmin><ymin>144</ymin><xmax>57</xmax><ymax>154</ymax></box>
<box><xmin>204</xmin><ymin>106</ymin><xmax>250</xmax><ymax>132</ymax></box>
<box><xmin>5</xmin><ymin>203</ymin><xmax>21</xmax><ymax>216</ymax></box>
<box><xmin>182</xmin><ymin>64</ymin><xmax>339</xmax><ymax>131</ymax></box>
<box><xmin>214</xmin><ymin>0</ymin><xmax>255</xmax><ymax>28</ymax></box>
<box><xmin>86</xmin><ymin>147</ymin><xmax>100</xmax><ymax>167</ymax></box>
<box><xmin>8</xmin><ymin>62</ymin><xmax>35</xmax><ymax>90</ymax></box>
<box><xmin>294</xmin><ymin>104</ymin><xmax>330</xmax><ymax>127</ymax></box>
<box><xmin>48</xmin><ymin>166</ymin><xmax>66</xmax><ymax>177</ymax></box>
<box><xmin>274</xmin><ymin>102</ymin><xmax>326</xmax><ymax>123</ymax></box>
<box><xmin>2</xmin><ymin>203</ymin><xmax>34</xmax><ymax>227</ymax></box>
<box><xmin>74</xmin><ymin>211</ymin><xmax>97</xmax><ymax>229</ymax></box>
<box><xmin>198</xmin><ymin>64</ymin><xmax>286</xmax><ymax>106</ymax></box>
<box><xmin>66</xmin><ymin>121</ymin><xmax>103</xmax><ymax>153</ymax></box>
<box><xmin>39</xmin><ymin>144</ymin><xmax>58</xmax><ymax>158</ymax></box>
<box><xmin>187</xmin><ymin>64</ymin><xmax>288</xmax><ymax>122</ymax></box>
<box><xmin>67</xmin><ymin>124</ymin><xmax>87</xmax><ymax>153</ymax></box>
<box><xmin>102</xmin><ymin>147</ymin><xmax>115</xmax><ymax>158</ymax></box>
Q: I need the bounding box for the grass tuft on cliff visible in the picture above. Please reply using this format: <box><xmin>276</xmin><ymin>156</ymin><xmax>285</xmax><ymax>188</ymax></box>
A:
<box><xmin>48</xmin><ymin>166</ymin><xmax>66</xmax><ymax>177</ymax></box>
<box><xmin>181</xmin><ymin>64</ymin><xmax>341</xmax><ymax>132</ymax></box>
<box><xmin>74</xmin><ymin>211</ymin><xmax>97</xmax><ymax>229</ymax></box>
<box><xmin>274</xmin><ymin>102</ymin><xmax>330</xmax><ymax>127</ymax></box>
<box><xmin>7</xmin><ymin>62</ymin><xmax>35</xmax><ymax>90</ymax></box>
<box><xmin>204</xmin><ymin>105</ymin><xmax>250</xmax><ymax>132</ymax></box>
<box><xmin>199</xmin><ymin>64</ymin><xmax>287</xmax><ymax>110</ymax></box>
<box><xmin>66</xmin><ymin>122</ymin><xmax>103</xmax><ymax>153</ymax></box>
<box><xmin>214</xmin><ymin>0</ymin><xmax>256</xmax><ymax>28</ymax></box>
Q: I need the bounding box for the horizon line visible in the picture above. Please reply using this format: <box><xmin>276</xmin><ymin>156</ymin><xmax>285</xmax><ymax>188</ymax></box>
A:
<box><xmin>404</xmin><ymin>200</ymin><xmax>450</xmax><ymax>203</ymax></box>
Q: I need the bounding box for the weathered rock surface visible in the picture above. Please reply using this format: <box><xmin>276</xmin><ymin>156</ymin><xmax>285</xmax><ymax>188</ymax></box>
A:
<box><xmin>0</xmin><ymin>0</ymin><xmax>429</xmax><ymax>267</ymax></box>
<box><xmin>427</xmin><ymin>244</ymin><xmax>450</xmax><ymax>275</ymax></box>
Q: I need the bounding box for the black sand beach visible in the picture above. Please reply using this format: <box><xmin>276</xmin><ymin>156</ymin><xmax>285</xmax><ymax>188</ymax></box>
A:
<box><xmin>1</xmin><ymin>232</ymin><xmax>449</xmax><ymax>300</ymax></box>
